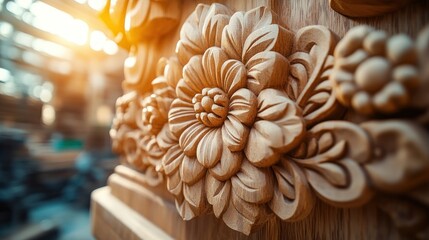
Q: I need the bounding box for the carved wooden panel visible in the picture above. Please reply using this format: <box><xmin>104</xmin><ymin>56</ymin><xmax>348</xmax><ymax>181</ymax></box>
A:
<box><xmin>93</xmin><ymin>0</ymin><xmax>429</xmax><ymax>239</ymax></box>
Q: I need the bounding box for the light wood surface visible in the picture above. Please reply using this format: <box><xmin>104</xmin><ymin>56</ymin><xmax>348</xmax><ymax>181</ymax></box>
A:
<box><xmin>92</xmin><ymin>0</ymin><xmax>429</xmax><ymax>239</ymax></box>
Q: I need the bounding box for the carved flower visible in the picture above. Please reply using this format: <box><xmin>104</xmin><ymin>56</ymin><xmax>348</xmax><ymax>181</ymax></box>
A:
<box><xmin>331</xmin><ymin>25</ymin><xmax>420</xmax><ymax>115</ymax></box>
<box><xmin>137</xmin><ymin>57</ymin><xmax>180</xmax><ymax>171</ymax></box>
<box><xmin>165</xmin><ymin>43</ymin><xmax>305</xmax><ymax>233</ymax></box>
<box><xmin>110</xmin><ymin>58</ymin><xmax>181</xmax><ymax>185</ymax></box>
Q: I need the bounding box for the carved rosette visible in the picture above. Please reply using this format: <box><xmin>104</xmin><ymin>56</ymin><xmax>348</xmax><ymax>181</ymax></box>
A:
<box><xmin>107</xmin><ymin>2</ymin><xmax>429</xmax><ymax>237</ymax></box>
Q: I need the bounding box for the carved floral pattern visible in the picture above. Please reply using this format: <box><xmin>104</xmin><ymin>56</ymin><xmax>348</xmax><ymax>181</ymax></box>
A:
<box><xmin>109</xmin><ymin>2</ymin><xmax>429</xmax><ymax>236</ymax></box>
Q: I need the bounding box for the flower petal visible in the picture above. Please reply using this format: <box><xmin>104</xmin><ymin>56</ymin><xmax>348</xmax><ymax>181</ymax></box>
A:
<box><xmin>166</xmin><ymin>168</ymin><xmax>182</xmax><ymax>197</ymax></box>
<box><xmin>182</xmin><ymin>55</ymin><xmax>210</xmax><ymax>95</ymax></box>
<box><xmin>221</xmin><ymin>59</ymin><xmax>247</xmax><ymax>97</ymax></box>
<box><xmin>181</xmin><ymin>155</ymin><xmax>206</xmax><ymax>184</ymax></box>
<box><xmin>257</xmin><ymin>88</ymin><xmax>290</xmax><ymax>120</ymax></box>
<box><xmin>183</xmin><ymin>179</ymin><xmax>206</xmax><ymax>210</ymax></box>
<box><xmin>196</xmin><ymin>128</ymin><xmax>223</xmax><ymax>168</ymax></box>
<box><xmin>202</xmin><ymin>47</ymin><xmax>228</xmax><ymax>88</ymax></box>
<box><xmin>222</xmin><ymin>115</ymin><xmax>249</xmax><ymax>152</ymax></box>
<box><xmin>246</xmin><ymin>51</ymin><xmax>289</xmax><ymax>95</ymax></box>
<box><xmin>231</xmin><ymin>159</ymin><xmax>274</xmax><ymax>204</ymax></box>
<box><xmin>168</xmin><ymin>98</ymin><xmax>197</xmax><ymax>137</ymax></box>
<box><xmin>202</xmin><ymin>4</ymin><xmax>232</xmax><ymax>47</ymax></box>
<box><xmin>157</xmin><ymin>124</ymin><xmax>178</xmax><ymax>150</ymax></box>
<box><xmin>179</xmin><ymin>121</ymin><xmax>209</xmax><ymax>157</ymax></box>
<box><xmin>229</xmin><ymin>88</ymin><xmax>257</xmax><ymax>126</ymax></box>
<box><xmin>205</xmin><ymin>173</ymin><xmax>231</xmax><ymax>217</ymax></box>
<box><xmin>244</xmin><ymin>89</ymin><xmax>305</xmax><ymax>167</ymax></box>
<box><xmin>209</xmin><ymin>144</ymin><xmax>243</xmax><ymax>181</ymax></box>
<box><xmin>162</xmin><ymin>144</ymin><xmax>183</xmax><ymax>175</ymax></box>
<box><xmin>221</xmin><ymin>11</ymin><xmax>245</xmax><ymax>60</ymax></box>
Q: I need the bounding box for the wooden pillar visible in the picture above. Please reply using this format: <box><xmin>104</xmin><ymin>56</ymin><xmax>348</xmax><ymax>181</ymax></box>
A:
<box><xmin>91</xmin><ymin>1</ymin><xmax>429</xmax><ymax>239</ymax></box>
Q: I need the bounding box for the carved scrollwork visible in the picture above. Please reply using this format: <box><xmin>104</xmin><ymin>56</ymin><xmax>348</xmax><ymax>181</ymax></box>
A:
<box><xmin>107</xmin><ymin>1</ymin><xmax>429</xmax><ymax>236</ymax></box>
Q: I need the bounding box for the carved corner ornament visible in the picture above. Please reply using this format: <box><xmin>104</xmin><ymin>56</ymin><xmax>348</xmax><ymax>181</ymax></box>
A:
<box><xmin>106</xmin><ymin>2</ymin><xmax>429</xmax><ymax>237</ymax></box>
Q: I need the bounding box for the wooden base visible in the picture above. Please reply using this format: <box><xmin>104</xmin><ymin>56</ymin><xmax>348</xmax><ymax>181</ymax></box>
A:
<box><xmin>91</xmin><ymin>166</ymin><xmax>412</xmax><ymax>240</ymax></box>
<box><xmin>91</xmin><ymin>187</ymin><xmax>172</xmax><ymax>240</ymax></box>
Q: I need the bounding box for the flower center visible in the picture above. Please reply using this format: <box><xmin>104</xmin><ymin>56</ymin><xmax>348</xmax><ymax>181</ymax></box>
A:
<box><xmin>192</xmin><ymin>87</ymin><xmax>229</xmax><ymax>127</ymax></box>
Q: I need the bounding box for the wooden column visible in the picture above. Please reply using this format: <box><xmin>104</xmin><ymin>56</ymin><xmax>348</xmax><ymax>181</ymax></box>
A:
<box><xmin>91</xmin><ymin>1</ymin><xmax>429</xmax><ymax>239</ymax></box>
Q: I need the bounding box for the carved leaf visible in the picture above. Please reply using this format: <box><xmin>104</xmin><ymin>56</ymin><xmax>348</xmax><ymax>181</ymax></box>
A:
<box><xmin>245</xmin><ymin>89</ymin><xmax>305</xmax><ymax>167</ymax></box>
<box><xmin>269</xmin><ymin>159</ymin><xmax>315</xmax><ymax>221</ymax></box>
<box><xmin>362</xmin><ymin>121</ymin><xmax>429</xmax><ymax>192</ymax></box>
<box><xmin>288</xmin><ymin>26</ymin><xmax>343</xmax><ymax>126</ymax></box>
<box><xmin>292</xmin><ymin>121</ymin><xmax>373</xmax><ymax>207</ymax></box>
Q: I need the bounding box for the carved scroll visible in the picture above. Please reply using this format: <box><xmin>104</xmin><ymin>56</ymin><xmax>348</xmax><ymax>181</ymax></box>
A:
<box><xmin>104</xmin><ymin>1</ymin><xmax>429</xmax><ymax>236</ymax></box>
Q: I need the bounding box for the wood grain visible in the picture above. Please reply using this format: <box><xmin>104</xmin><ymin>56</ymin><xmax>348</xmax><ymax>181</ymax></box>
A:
<box><xmin>93</xmin><ymin>172</ymin><xmax>409</xmax><ymax>240</ymax></box>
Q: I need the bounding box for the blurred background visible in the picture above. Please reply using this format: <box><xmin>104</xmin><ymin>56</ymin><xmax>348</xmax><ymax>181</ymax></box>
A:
<box><xmin>0</xmin><ymin>0</ymin><xmax>125</xmax><ymax>239</ymax></box>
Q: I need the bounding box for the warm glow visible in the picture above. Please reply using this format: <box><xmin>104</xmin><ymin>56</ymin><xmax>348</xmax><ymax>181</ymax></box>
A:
<box><xmin>96</xmin><ymin>105</ymin><xmax>113</xmax><ymax>126</ymax></box>
<box><xmin>88</xmin><ymin>0</ymin><xmax>107</xmax><ymax>11</ymax></box>
<box><xmin>89</xmin><ymin>30</ymin><xmax>107</xmax><ymax>51</ymax></box>
<box><xmin>32</xmin><ymin>38</ymin><xmax>73</xmax><ymax>59</ymax></box>
<box><xmin>74</xmin><ymin>0</ymin><xmax>87</xmax><ymax>4</ymax></box>
<box><xmin>30</xmin><ymin>2</ymin><xmax>89</xmax><ymax>45</ymax></box>
<box><xmin>103</xmin><ymin>40</ymin><xmax>118</xmax><ymax>55</ymax></box>
<box><xmin>40</xmin><ymin>89</ymin><xmax>53</xmax><ymax>103</ymax></box>
<box><xmin>42</xmin><ymin>104</ymin><xmax>56</xmax><ymax>125</ymax></box>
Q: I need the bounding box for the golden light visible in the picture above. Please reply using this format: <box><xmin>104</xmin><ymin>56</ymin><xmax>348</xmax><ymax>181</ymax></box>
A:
<box><xmin>30</xmin><ymin>1</ymin><xmax>89</xmax><ymax>45</ymax></box>
<box><xmin>42</xmin><ymin>104</ymin><xmax>56</xmax><ymax>125</ymax></box>
<box><xmin>103</xmin><ymin>40</ymin><xmax>118</xmax><ymax>55</ymax></box>
<box><xmin>90</xmin><ymin>30</ymin><xmax>107</xmax><ymax>51</ymax></box>
<box><xmin>88</xmin><ymin>0</ymin><xmax>107</xmax><ymax>11</ymax></box>
<box><xmin>96</xmin><ymin>105</ymin><xmax>113</xmax><ymax>126</ymax></box>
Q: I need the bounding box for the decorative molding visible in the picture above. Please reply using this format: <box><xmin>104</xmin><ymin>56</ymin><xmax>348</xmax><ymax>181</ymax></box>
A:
<box><xmin>104</xmin><ymin>2</ymin><xmax>429</xmax><ymax>236</ymax></box>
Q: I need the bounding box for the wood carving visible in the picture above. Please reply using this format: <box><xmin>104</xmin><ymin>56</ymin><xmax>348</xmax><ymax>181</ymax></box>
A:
<box><xmin>103</xmin><ymin>2</ymin><xmax>429</xmax><ymax>237</ymax></box>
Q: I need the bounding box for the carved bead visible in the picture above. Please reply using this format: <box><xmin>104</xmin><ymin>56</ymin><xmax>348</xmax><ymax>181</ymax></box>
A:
<box><xmin>355</xmin><ymin>57</ymin><xmax>391</xmax><ymax>93</ymax></box>
<box><xmin>331</xmin><ymin>26</ymin><xmax>421</xmax><ymax>115</ymax></box>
